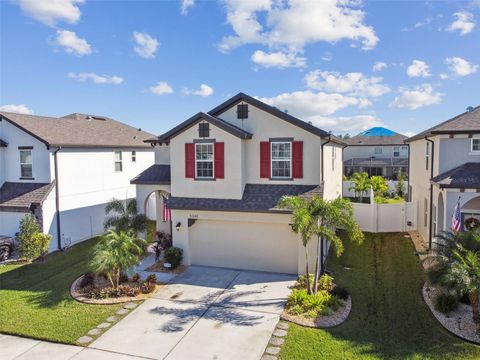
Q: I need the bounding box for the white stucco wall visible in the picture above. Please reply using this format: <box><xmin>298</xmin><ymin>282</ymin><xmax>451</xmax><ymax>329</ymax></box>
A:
<box><xmin>154</xmin><ymin>144</ymin><xmax>170</xmax><ymax>164</ymax></box>
<box><xmin>322</xmin><ymin>143</ymin><xmax>343</xmax><ymax>200</ymax></box>
<box><xmin>0</xmin><ymin>211</ymin><xmax>26</xmax><ymax>237</ymax></box>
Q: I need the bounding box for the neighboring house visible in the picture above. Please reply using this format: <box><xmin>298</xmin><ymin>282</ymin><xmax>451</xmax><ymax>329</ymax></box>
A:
<box><xmin>343</xmin><ymin>127</ymin><xmax>408</xmax><ymax>179</ymax></box>
<box><xmin>0</xmin><ymin>112</ymin><xmax>155</xmax><ymax>251</ymax></box>
<box><xmin>132</xmin><ymin>92</ymin><xmax>345</xmax><ymax>275</ymax></box>
<box><xmin>406</xmin><ymin>105</ymin><xmax>480</xmax><ymax>249</ymax></box>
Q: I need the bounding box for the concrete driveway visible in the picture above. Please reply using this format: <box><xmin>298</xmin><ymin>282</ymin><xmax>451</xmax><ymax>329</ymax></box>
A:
<box><xmin>90</xmin><ymin>266</ymin><xmax>296</xmax><ymax>360</ymax></box>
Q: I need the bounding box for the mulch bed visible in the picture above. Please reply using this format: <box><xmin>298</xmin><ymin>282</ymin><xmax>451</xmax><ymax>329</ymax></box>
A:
<box><xmin>423</xmin><ymin>283</ymin><xmax>480</xmax><ymax>344</ymax></box>
<box><xmin>71</xmin><ymin>274</ymin><xmax>163</xmax><ymax>305</ymax></box>
<box><xmin>281</xmin><ymin>296</ymin><xmax>352</xmax><ymax>329</ymax></box>
<box><xmin>146</xmin><ymin>259</ymin><xmax>187</xmax><ymax>274</ymax></box>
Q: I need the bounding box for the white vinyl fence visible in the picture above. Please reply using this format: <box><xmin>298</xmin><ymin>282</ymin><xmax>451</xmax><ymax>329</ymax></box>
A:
<box><xmin>351</xmin><ymin>199</ymin><xmax>417</xmax><ymax>233</ymax></box>
<box><xmin>343</xmin><ymin>180</ymin><xmax>406</xmax><ymax>198</ymax></box>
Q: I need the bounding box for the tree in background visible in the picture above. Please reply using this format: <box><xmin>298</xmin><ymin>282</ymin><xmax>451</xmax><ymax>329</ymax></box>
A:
<box><xmin>104</xmin><ymin>198</ymin><xmax>149</xmax><ymax>236</ymax></box>
<box><xmin>370</xmin><ymin>176</ymin><xmax>388</xmax><ymax>198</ymax></box>
<box><xmin>348</xmin><ymin>172</ymin><xmax>371</xmax><ymax>202</ymax></box>
<box><xmin>396</xmin><ymin>169</ymin><xmax>406</xmax><ymax>199</ymax></box>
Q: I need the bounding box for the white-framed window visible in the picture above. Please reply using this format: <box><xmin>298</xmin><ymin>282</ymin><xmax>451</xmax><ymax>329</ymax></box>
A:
<box><xmin>19</xmin><ymin>149</ymin><xmax>33</xmax><ymax>178</ymax></box>
<box><xmin>393</xmin><ymin>146</ymin><xmax>400</xmax><ymax>157</ymax></box>
<box><xmin>471</xmin><ymin>139</ymin><xmax>480</xmax><ymax>152</ymax></box>
<box><xmin>271</xmin><ymin>142</ymin><xmax>291</xmax><ymax>178</ymax></box>
<box><xmin>425</xmin><ymin>142</ymin><xmax>430</xmax><ymax>171</ymax></box>
<box><xmin>195</xmin><ymin>143</ymin><xmax>214</xmax><ymax>179</ymax></box>
<box><xmin>374</xmin><ymin>147</ymin><xmax>382</xmax><ymax>155</ymax></box>
<box><xmin>114</xmin><ymin>151</ymin><xmax>123</xmax><ymax>172</ymax></box>
<box><xmin>131</xmin><ymin>150</ymin><xmax>136</xmax><ymax>162</ymax></box>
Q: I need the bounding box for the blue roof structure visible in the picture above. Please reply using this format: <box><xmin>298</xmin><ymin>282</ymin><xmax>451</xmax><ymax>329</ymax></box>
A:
<box><xmin>359</xmin><ymin>127</ymin><xmax>397</xmax><ymax>137</ymax></box>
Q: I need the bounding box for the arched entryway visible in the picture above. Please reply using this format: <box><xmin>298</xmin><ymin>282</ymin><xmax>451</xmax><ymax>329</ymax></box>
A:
<box><xmin>144</xmin><ymin>190</ymin><xmax>172</xmax><ymax>236</ymax></box>
<box><xmin>461</xmin><ymin>196</ymin><xmax>480</xmax><ymax>231</ymax></box>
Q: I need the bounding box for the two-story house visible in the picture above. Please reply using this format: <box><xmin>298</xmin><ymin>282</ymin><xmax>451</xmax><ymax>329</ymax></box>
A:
<box><xmin>343</xmin><ymin>127</ymin><xmax>409</xmax><ymax>179</ymax></box>
<box><xmin>406</xmin><ymin>106</ymin><xmax>480</xmax><ymax>249</ymax></box>
<box><xmin>0</xmin><ymin>112</ymin><xmax>154</xmax><ymax>251</ymax></box>
<box><xmin>132</xmin><ymin>93</ymin><xmax>345</xmax><ymax>274</ymax></box>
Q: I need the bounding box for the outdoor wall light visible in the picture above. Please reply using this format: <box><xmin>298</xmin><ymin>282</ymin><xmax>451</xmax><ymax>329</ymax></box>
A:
<box><xmin>176</xmin><ymin>222</ymin><xmax>181</xmax><ymax>231</ymax></box>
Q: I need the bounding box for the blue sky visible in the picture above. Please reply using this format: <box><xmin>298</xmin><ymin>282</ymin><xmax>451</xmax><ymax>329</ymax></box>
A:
<box><xmin>0</xmin><ymin>0</ymin><xmax>478</xmax><ymax>137</ymax></box>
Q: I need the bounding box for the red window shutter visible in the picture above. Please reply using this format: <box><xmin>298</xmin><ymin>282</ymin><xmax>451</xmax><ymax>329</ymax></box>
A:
<box><xmin>214</xmin><ymin>142</ymin><xmax>224</xmax><ymax>179</ymax></box>
<box><xmin>260</xmin><ymin>141</ymin><xmax>271</xmax><ymax>178</ymax></box>
<box><xmin>185</xmin><ymin>143</ymin><xmax>195</xmax><ymax>178</ymax></box>
<box><xmin>292</xmin><ymin>141</ymin><xmax>303</xmax><ymax>179</ymax></box>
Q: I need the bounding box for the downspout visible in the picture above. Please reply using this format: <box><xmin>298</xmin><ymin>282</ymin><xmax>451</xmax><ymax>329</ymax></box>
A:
<box><xmin>425</xmin><ymin>137</ymin><xmax>434</xmax><ymax>250</ymax></box>
<box><xmin>406</xmin><ymin>143</ymin><xmax>410</xmax><ymax>201</ymax></box>
<box><xmin>53</xmin><ymin>147</ymin><xmax>62</xmax><ymax>250</ymax></box>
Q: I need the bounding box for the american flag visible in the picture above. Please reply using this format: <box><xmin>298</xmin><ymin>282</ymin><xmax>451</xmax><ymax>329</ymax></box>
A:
<box><xmin>162</xmin><ymin>195</ymin><xmax>171</xmax><ymax>222</ymax></box>
<box><xmin>452</xmin><ymin>199</ymin><xmax>462</xmax><ymax>232</ymax></box>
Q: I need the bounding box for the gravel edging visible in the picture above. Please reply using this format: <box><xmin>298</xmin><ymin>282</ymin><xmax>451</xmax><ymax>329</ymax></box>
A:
<box><xmin>70</xmin><ymin>275</ymin><xmax>161</xmax><ymax>305</ymax></box>
<box><xmin>423</xmin><ymin>283</ymin><xmax>480</xmax><ymax>344</ymax></box>
<box><xmin>280</xmin><ymin>296</ymin><xmax>352</xmax><ymax>328</ymax></box>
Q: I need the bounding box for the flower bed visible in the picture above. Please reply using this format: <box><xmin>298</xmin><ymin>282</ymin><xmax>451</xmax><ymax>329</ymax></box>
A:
<box><xmin>146</xmin><ymin>259</ymin><xmax>187</xmax><ymax>274</ymax></box>
<box><xmin>71</xmin><ymin>274</ymin><xmax>162</xmax><ymax>305</ymax></box>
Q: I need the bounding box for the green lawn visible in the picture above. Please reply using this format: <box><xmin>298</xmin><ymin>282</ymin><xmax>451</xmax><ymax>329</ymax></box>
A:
<box><xmin>280</xmin><ymin>233</ymin><xmax>480</xmax><ymax>360</ymax></box>
<box><xmin>0</xmin><ymin>239</ymin><xmax>123</xmax><ymax>344</ymax></box>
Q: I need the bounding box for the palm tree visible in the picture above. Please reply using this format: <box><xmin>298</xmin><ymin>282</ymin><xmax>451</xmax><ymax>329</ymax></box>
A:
<box><xmin>348</xmin><ymin>172</ymin><xmax>371</xmax><ymax>202</ymax></box>
<box><xmin>104</xmin><ymin>198</ymin><xmax>149</xmax><ymax>235</ymax></box>
<box><xmin>309</xmin><ymin>197</ymin><xmax>364</xmax><ymax>293</ymax></box>
<box><xmin>90</xmin><ymin>230</ymin><xmax>146</xmax><ymax>288</ymax></box>
<box><xmin>278</xmin><ymin>196</ymin><xmax>316</xmax><ymax>294</ymax></box>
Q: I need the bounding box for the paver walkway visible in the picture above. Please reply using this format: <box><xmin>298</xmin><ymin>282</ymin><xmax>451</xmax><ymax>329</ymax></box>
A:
<box><xmin>90</xmin><ymin>266</ymin><xmax>296</xmax><ymax>360</ymax></box>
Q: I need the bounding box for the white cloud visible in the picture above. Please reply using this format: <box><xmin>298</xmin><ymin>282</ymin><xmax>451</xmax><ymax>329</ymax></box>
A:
<box><xmin>133</xmin><ymin>32</ymin><xmax>159</xmax><ymax>59</ymax></box>
<box><xmin>53</xmin><ymin>29</ymin><xmax>91</xmax><ymax>55</ymax></box>
<box><xmin>406</xmin><ymin>60</ymin><xmax>431</xmax><ymax>77</ymax></box>
<box><xmin>15</xmin><ymin>0</ymin><xmax>84</xmax><ymax>27</ymax></box>
<box><xmin>403</xmin><ymin>131</ymin><xmax>416</xmax><ymax>138</ymax></box>
<box><xmin>258</xmin><ymin>90</ymin><xmax>371</xmax><ymax>118</ymax></box>
<box><xmin>445</xmin><ymin>57</ymin><xmax>478</xmax><ymax>77</ymax></box>
<box><xmin>372</xmin><ymin>61</ymin><xmax>387</xmax><ymax>72</ymax></box>
<box><xmin>68</xmin><ymin>72</ymin><xmax>124</xmax><ymax>84</ymax></box>
<box><xmin>0</xmin><ymin>104</ymin><xmax>34</xmax><ymax>114</ymax></box>
<box><xmin>218</xmin><ymin>0</ymin><xmax>378</xmax><ymax>53</ymax></box>
<box><xmin>304</xmin><ymin>70</ymin><xmax>390</xmax><ymax>98</ymax></box>
<box><xmin>390</xmin><ymin>84</ymin><xmax>442</xmax><ymax>110</ymax></box>
<box><xmin>181</xmin><ymin>0</ymin><xmax>195</xmax><ymax>15</ymax></box>
<box><xmin>184</xmin><ymin>84</ymin><xmax>214</xmax><ymax>97</ymax></box>
<box><xmin>251</xmin><ymin>50</ymin><xmax>306</xmax><ymax>68</ymax></box>
<box><xmin>439</xmin><ymin>73</ymin><xmax>449</xmax><ymax>80</ymax></box>
<box><xmin>149</xmin><ymin>81</ymin><xmax>173</xmax><ymax>95</ymax></box>
<box><xmin>309</xmin><ymin>114</ymin><xmax>383</xmax><ymax>133</ymax></box>
<box><xmin>446</xmin><ymin>11</ymin><xmax>475</xmax><ymax>35</ymax></box>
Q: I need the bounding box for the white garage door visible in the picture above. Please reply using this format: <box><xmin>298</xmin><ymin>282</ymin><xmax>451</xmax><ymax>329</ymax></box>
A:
<box><xmin>189</xmin><ymin>219</ymin><xmax>298</xmax><ymax>274</ymax></box>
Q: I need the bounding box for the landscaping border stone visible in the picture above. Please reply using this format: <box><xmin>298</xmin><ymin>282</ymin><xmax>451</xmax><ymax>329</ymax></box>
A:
<box><xmin>423</xmin><ymin>283</ymin><xmax>480</xmax><ymax>344</ymax></box>
<box><xmin>280</xmin><ymin>295</ymin><xmax>352</xmax><ymax>328</ymax></box>
<box><xmin>70</xmin><ymin>274</ymin><xmax>160</xmax><ymax>305</ymax></box>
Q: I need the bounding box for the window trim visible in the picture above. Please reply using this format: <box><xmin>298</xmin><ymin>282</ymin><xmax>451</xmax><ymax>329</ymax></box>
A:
<box><xmin>471</xmin><ymin>139</ymin><xmax>480</xmax><ymax>152</ymax></box>
<box><xmin>131</xmin><ymin>150</ymin><xmax>136</xmax><ymax>163</ymax></box>
<box><xmin>114</xmin><ymin>151</ymin><xmax>123</xmax><ymax>172</ymax></box>
<box><xmin>195</xmin><ymin>142</ymin><xmax>215</xmax><ymax>179</ymax></box>
<box><xmin>270</xmin><ymin>141</ymin><xmax>292</xmax><ymax>179</ymax></box>
<box><xmin>19</xmin><ymin>149</ymin><xmax>33</xmax><ymax>179</ymax></box>
<box><xmin>374</xmin><ymin>147</ymin><xmax>383</xmax><ymax>155</ymax></box>
<box><xmin>393</xmin><ymin>146</ymin><xmax>400</xmax><ymax>157</ymax></box>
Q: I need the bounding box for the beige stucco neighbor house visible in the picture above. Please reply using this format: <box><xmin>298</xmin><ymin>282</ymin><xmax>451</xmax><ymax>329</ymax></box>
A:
<box><xmin>132</xmin><ymin>93</ymin><xmax>345</xmax><ymax>274</ymax></box>
<box><xmin>406</xmin><ymin>105</ymin><xmax>480</xmax><ymax>250</ymax></box>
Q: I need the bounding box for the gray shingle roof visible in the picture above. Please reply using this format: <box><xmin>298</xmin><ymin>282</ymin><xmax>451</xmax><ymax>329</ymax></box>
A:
<box><xmin>431</xmin><ymin>162</ymin><xmax>480</xmax><ymax>189</ymax></box>
<box><xmin>167</xmin><ymin>184</ymin><xmax>323</xmax><ymax>213</ymax></box>
<box><xmin>130</xmin><ymin>165</ymin><xmax>171</xmax><ymax>185</ymax></box>
<box><xmin>0</xmin><ymin>139</ymin><xmax>7</xmax><ymax>147</ymax></box>
<box><xmin>0</xmin><ymin>112</ymin><xmax>154</xmax><ymax>148</ymax></box>
<box><xmin>148</xmin><ymin>112</ymin><xmax>253</xmax><ymax>143</ymax></box>
<box><xmin>406</xmin><ymin>105</ymin><xmax>480</xmax><ymax>142</ymax></box>
<box><xmin>0</xmin><ymin>182</ymin><xmax>55</xmax><ymax>211</ymax></box>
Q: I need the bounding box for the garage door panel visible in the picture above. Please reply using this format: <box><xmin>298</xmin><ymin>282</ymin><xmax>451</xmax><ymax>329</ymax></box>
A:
<box><xmin>189</xmin><ymin>220</ymin><xmax>298</xmax><ymax>274</ymax></box>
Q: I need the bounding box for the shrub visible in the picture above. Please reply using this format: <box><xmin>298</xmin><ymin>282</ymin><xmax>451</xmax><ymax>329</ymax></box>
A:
<box><xmin>164</xmin><ymin>247</ymin><xmax>183</xmax><ymax>268</ymax></box>
<box><xmin>20</xmin><ymin>230</ymin><xmax>51</xmax><ymax>261</ymax></box>
<box><xmin>141</xmin><ymin>282</ymin><xmax>155</xmax><ymax>294</ymax></box>
<box><xmin>318</xmin><ymin>274</ymin><xmax>334</xmax><ymax>292</ymax></box>
<box><xmin>146</xmin><ymin>274</ymin><xmax>157</xmax><ymax>284</ymax></box>
<box><xmin>330</xmin><ymin>286</ymin><xmax>349</xmax><ymax>300</ymax></box>
<box><xmin>119</xmin><ymin>273</ymin><xmax>129</xmax><ymax>284</ymax></box>
<box><xmin>459</xmin><ymin>292</ymin><xmax>471</xmax><ymax>305</ymax></box>
<box><xmin>434</xmin><ymin>292</ymin><xmax>458</xmax><ymax>314</ymax></box>
<box><xmin>297</xmin><ymin>274</ymin><xmax>314</xmax><ymax>289</ymax></box>
<box><xmin>131</xmin><ymin>273</ymin><xmax>140</xmax><ymax>283</ymax></box>
<box><xmin>83</xmin><ymin>285</ymin><xmax>141</xmax><ymax>299</ymax></box>
<box><xmin>287</xmin><ymin>289</ymin><xmax>338</xmax><ymax>318</ymax></box>
<box><xmin>80</xmin><ymin>273</ymin><xmax>95</xmax><ymax>288</ymax></box>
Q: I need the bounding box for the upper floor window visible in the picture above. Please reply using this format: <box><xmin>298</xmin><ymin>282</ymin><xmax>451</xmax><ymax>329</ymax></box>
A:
<box><xmin>195</xmin><ymin>143</ymin><xmax>214</xmax><ymax>178</ymax></box>
<box><xmin>425</xmin><ymin>142</ymin><xmax>430</xmax><ymax>170</ymax></box>
<box><xmin>131</xmin><ymin>151</ymin><xmax>136</xmax><ymax>162</ymax></box>
<box><xmin>271</xmin><ymin>142</ymin><xmax>291</xmax><ymax>178</ymax></box>
<box><xmin>393</xmin><ymin>146</ymin><xmax>400</xmax><ymax>157</ymax></box>
<box><xmin>114</xmin><ymin>151</ymin><xmax>123</xmax><ymax>172</ymax></box>
<box><xmin>198</xmin><ymin>122</ymin><xmax>210</xmax><ymax>138</ymax></box>
<box><xmin>374</xmin><ymin>147</ymin><xmax>382</xmax><ymax>155</ymax></box>
<box><xmin>472</xmin><ymin>139</ymin><xmax>480</xmax><ymax>152</ymax></box>
<box><xmin>237</xmin><ymin>104</ymin><xmax>249</xmax><ymax>119</ymax></box>
<box><xmin>19</xmin><ymin>149</ymin><xmax>33</xmax><ymax>178</ymax></box>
